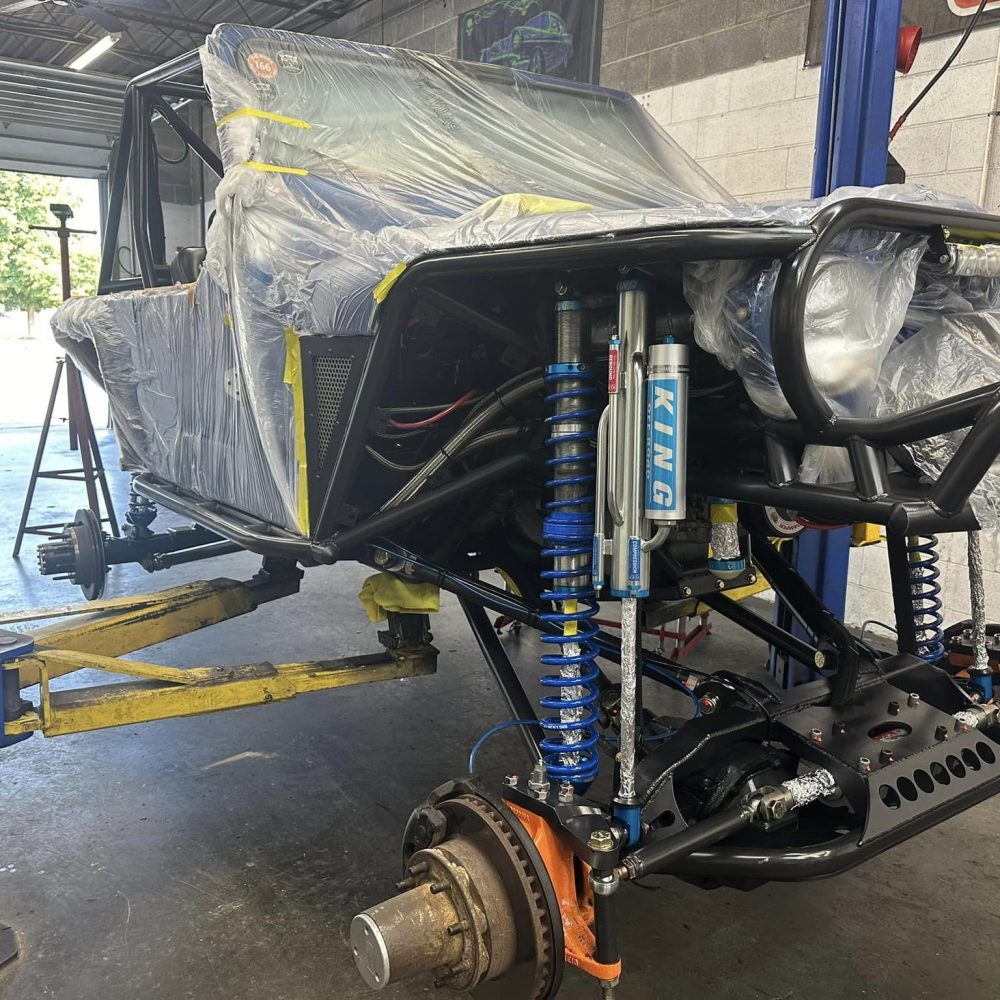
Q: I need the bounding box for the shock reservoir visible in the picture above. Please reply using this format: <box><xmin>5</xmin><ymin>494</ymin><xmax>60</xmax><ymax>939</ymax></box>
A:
<box><xmin>644</xmin><ymin>341</ymin><xmax>688</xmax><ymax>524</ymax></box>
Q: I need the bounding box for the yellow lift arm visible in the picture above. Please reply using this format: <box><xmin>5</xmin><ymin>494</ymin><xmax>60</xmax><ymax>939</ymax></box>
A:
<box><xmin>1</xmin><ymin>567</ymin><xmax>436</xmax><ymax>742</ymax></box>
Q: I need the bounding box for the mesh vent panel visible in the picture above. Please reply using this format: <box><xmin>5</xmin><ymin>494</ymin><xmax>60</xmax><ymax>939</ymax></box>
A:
<box><xmin>313</xmin><ymin>355</ymin><xmax>353</xmax><ymax>466</ymax></box>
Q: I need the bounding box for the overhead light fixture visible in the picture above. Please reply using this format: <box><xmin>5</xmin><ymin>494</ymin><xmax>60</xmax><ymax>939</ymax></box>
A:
<box><xmin>68</xmin><ymin>33</ymin><xmax>120</xmax><ymax>72</ymax></box>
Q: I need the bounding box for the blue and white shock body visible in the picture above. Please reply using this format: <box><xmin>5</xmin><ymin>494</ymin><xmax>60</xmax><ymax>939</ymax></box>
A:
<box><xmin>595</xmin><ymin>281</ymin><xmax>690</xmax><ymax>844</ymax></box>
<box><xmin>644</xmin><ymin>341</ymin><xmax>688</xmax><ymax>527</ymax></box>
<box><xmin>539</xmin><ymin>299</ymin><xmax>601</xmax><ymax>787</ymax></box>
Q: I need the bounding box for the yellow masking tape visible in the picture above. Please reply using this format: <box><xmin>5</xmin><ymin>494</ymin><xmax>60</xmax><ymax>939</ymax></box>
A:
<box><xmin>241</xmin><ymin>161</ymin><xmax>309</xmax><ymax>176</ymax></box>
<box><xmin>563</xmin><ymin>598</ymin><xmax>578</xmax><ymax>637</ymax></box>
<box><xmin>373</xmin><ymin>262</ymin><xmax>407</xmax><ymax>303</ymax></box>
<box><xmin>217</xmin><ymin>108</ymin><xmax>311</xmax><ymax>129</ymax></box>
<box><xmin>283</xmin><ymin>328</ymin><xmax>310</xmax><ymax>536</ymax></box>
<box><xmin>497</xmin><ymin>569</ymin><xmax>524</xmax><ymax>598</ymax></box>
<box><xmin>481</xmin><ymin>192</ymin><xmax>593</xmax><ymax>215</ymax></box>
<box><xmin>711</xmin><ymin>502</ymin><xmax>738</xmax><ymax>525</ymax></box>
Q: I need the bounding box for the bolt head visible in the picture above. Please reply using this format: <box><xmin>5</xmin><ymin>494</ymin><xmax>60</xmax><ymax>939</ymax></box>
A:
<box><xmin>588</xmin><ymin>829</ymin><xmax>614</xmax><ymax>852</ymax></box>
<box><xmin>715</xmin><ymin>579</ymin><xmax>725</xmax><ymax>589</ymax></box>
<box><xmin>834</xmin><ymin>720</ymin><xmax>847</xmax><ymax>735</ymax></box>
<box><xmin>699</xmin><ymin>693</ymin><xmax>720</xmax><ymax>715</ymax></box>
<box><xmin>858</xmin><ymin>756</ymin><xmax>872</xmax><ymax>773</ymax></box>
<box><xmin>810</xmin><ymin>728</ymin><xmax>823</xmax><ymax>744</ymax></box>
<box><xmin>681</xmin><ymin>587</ymin><xmax>693</xmax><ymax>597</ymax></box>
<box><xmin>907</xmin><ymin>692</ymin><xmax>921</xmax><ymax>708</ymax></box>
<box><xmin>503</xmin><ymin>774</ymin><xmax>518</xmax><ymax>787</ymax></box>
<box><xmin>880</xmin><ymin>747</ymin><xmax>894</xmax><ymax>764</ymax></box>
<box><xmin>814</xmin><ymin>651</ymin><xmax>827</xmax><ymax>669</ymax></box>
<box><xmin>557</xmin><ymin>781</ymin><xmax>574</xmax><ymax>804</ymax></box>
<box><xmin>748</xmin><ymin>574</ymin><xmax>757</xmax><ymax>584</ymax></box>
<box><xmin>935</xmin><ymin>725</ymin><xmax>949</xmax><ymax>741</ymax></box>
<box><xmin>888</xmin><ymin>700</ymin><xmax>900</xmax><ymax>716</ymax></box>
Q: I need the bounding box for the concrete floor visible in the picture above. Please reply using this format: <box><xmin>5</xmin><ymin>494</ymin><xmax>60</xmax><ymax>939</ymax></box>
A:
<box><xmin>1</xmin><ymin>424</ymin><xmax>999</xmax><ymax>1000</ymax></box>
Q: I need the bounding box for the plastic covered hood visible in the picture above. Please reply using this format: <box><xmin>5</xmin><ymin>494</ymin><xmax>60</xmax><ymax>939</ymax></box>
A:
<box><xmin>49</xmin><ymin>24</ymin><xmax>1000</xmax><ymax>535</ymax></box>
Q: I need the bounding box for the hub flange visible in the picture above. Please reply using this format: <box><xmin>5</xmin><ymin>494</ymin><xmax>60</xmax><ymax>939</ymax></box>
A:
<box><xmin>351</xmin><ymin>779</ymin><xmax>563</xmax><ymax>998</ymax></box>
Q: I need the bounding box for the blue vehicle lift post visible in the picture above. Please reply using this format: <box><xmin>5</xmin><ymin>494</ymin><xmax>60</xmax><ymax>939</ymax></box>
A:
<box><xmin>772</xmin><ymin>0</ymin><xmax>903</xmax><ymax>686</ymax></box>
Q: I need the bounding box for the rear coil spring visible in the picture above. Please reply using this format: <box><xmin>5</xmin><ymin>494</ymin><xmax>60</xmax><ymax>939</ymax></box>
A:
<box><xmin>539</xmin><ymin>354</ymin><xmax>601</xmax><ymax>785</ymax></box>
<box><xmin>907</xmin><ymin>535</ymin><xmax>944</xmax><ymax>662</ymax></box>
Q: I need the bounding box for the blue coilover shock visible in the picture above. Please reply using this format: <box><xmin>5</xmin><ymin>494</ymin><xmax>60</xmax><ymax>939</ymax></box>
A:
<box><xmin>906</xmin><ymin>535</ymin><xmax>945</xmax><ymax>662</ymax></box>
<box><xmin>539</xmin><ymin>299</ymin><xmax>601</xmax><ymax>786</ymax></box>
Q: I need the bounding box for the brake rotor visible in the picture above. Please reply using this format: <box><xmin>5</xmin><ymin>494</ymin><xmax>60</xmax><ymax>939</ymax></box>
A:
<box><xmin>36</xmin><ymin>508</ymin><xmax>109</xmax><ymax>600</ymax></box>
<box><xmin>352</xmin><ymin>778</ymin><xmax>563</xmax><ymax>998</ymax></box>
<box><xmin>69</xmin><ymin>508</ymin><xmax>109</xmax><ymax>600</ymax></box>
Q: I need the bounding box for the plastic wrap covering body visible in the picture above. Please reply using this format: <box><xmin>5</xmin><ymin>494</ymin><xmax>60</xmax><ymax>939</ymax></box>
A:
<box><xmin>682</xmin><ymin>185</ymin><xmax>999</xmax><ymax>488</ymax></box>
<box><xmin>51</xmin><ymin>281</ymin><xmax>291</xmax><ymax>529</ymax></box>
<box><xmin>878</xmin><ymin>312</ymin><xmax>1000</xmax><ymax>529</ymax></box>
<box><xmin>680</xmin><ymin>186</ymin><xmax>981</xmax><ymax>424</ymax></box>
<box><xmin>53</xmin><ymin>24</ymin><xmax>740</xmax><ymax>535</ymax></box>
<box><xmin>48</xmin><ymin>24</ymin><xmax>1000</xmax><ymax>536</ymax></box>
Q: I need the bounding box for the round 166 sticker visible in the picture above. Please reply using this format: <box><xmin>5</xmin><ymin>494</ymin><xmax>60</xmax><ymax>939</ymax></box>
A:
<box><xmin>247</xmin><ymin>52</ymin><xmax>278</xmax><ymax>79</ymax></box>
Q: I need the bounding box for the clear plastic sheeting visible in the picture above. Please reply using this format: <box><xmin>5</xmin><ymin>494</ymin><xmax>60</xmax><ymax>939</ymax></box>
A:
<box><xmin>878</xmin><ymin>311</ymin><xmax>1000</xmax><ymax>529</ymax></box>
<box><xmin>51</xmin><ymin>280</ymin><xmax>294</xmax><ymax>529</ymax></box>
<box><xmin>200</xmin><ymin>22</ymin><xmax>735</xmax><ymax>342</ymax></box>
<box><xmin>54</xmin><ymin>24</ymin><xmax>742</xmax><ymax>534</ymax></box>
<box><xmin>48</xmin><ymin>23</ymin><xmax>1000</xmax><ymax>535</ymax></box>
<box><xmin>682</xmin><ymin>185</ymin><xmax>961</xmax><ymax>424</ymax></box>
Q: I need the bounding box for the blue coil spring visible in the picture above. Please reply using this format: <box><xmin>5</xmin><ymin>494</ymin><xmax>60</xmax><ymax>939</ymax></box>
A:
<box><xmin>907</xmin><ymin>534</ymin><xmax>945</xmax><ymax>662</ymax></box>
<box><xmin>539</xmin><ymin>365</ymin><xmax>601</xmax><ymax>785</ymax></box>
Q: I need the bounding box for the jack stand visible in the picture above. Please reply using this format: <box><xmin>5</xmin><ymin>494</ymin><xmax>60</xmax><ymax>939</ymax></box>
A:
<box><xmin>11</xmin><ymin>356</ymin><xmax>119</xmax><ymax>558</ymax></box>
<box><xmin>13</xmin><ymin>201</ymin><xmax>119</xmax><ymax>558</ymax></box>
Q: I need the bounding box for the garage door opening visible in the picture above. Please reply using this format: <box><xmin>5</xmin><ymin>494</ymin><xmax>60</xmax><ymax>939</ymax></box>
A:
<box><xmin>0</xmin><ymin>170</ymin><xmax>103</xmax><ymax>431</ymax></box>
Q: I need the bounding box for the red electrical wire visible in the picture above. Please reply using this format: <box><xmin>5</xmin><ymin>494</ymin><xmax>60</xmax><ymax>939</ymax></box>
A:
<box><xmin>388</xmin><ymin>389</ymin><xmax>477</xmax><ymax>429</ymax></box>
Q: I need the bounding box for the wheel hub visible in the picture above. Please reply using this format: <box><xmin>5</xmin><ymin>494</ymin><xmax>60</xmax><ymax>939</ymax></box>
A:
<box><xmin>351</xmin><ymin>780</ymin><xmax>563</xmax><ymax>998</ymax></box>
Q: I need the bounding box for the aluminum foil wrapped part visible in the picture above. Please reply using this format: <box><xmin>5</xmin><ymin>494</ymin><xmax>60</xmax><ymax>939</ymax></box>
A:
<box><xmin>710</xmin><ymin>521</ymin><xmax>740</xmax><ymax>561</ymax></box>
<box><xmin>967</xmin><ymin>531</ymin><xmax>990</xmax><ymax>674</ymax></box>
<box><xmin>948</xmin><ymin>242</ymin><xmax>1000</xmax><ymax>277</ymax></box>
<box><xmin>878</xmin><ymin>311</ymin><xmax>1000</xmax><ymax>529</ymax></box>
<box><xmin>617</xmin><ymin>598</ymin><xmax>639</xmax><ymax>801</ymax></box>
<box><xmin>783</xmin><ymin>769</ymin><xmax>838</xmax><ymax>808</ymax></box>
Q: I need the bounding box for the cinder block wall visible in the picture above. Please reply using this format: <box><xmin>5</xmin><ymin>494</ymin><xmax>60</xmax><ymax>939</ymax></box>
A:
<box><xmin>632</xmin><ymin>21</ymin><xmax>1000</xmax><ymax>205</ymax></box>
<box><xmin>331</xmin><ymin>0</ymin><xmax>1000</xmax><ymax>628</ymax></box>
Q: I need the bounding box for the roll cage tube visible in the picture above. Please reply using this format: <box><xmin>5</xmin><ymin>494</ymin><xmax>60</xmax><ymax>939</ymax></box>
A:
<box><xmin>759</xmin><ymin>196</ymin><xmax>1000</xmax><ymax>526</ymax></box>
<box><xmin>771</xmin><ymin>197</ymin><xmax>1000</xmax><ymax>438</ymax></box>
<box><xmin>99</xmin><ymin>48</ymin><xmax>222</xmax><ymax>295</ymax></box>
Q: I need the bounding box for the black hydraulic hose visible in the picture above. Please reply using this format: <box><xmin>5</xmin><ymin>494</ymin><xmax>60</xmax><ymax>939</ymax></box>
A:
<box><xmin>329</xmin><ymin>453</ymin><xmax>529</xmax><ymax>558</ymax></box>
<box><xmin>621</xmin><ymin>803</ymin><xmax>754</xmax><ymax>880</ymax></box>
